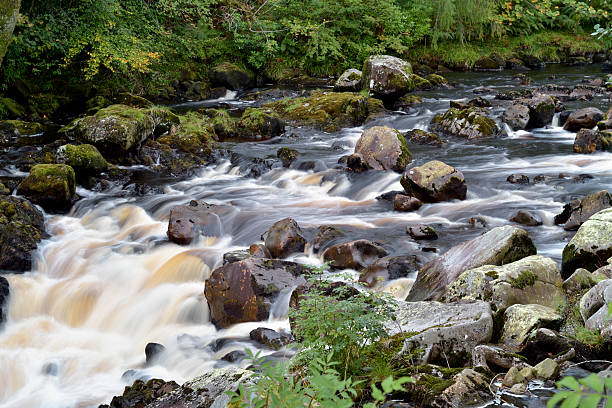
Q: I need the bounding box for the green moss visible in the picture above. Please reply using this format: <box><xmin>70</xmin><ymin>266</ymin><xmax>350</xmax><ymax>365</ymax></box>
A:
<box><xmin>412</xmin><ymin>75</ymin><xmax>432</xmax><ymax>89</ymax></box>
<box><xmin>425</xmin><ymin>74</ymin><xmax>448</xmax><ymax>86</ymax></box>
<box><xmin>4</xmin><ymin>120</ymin><xmax>43</xmax><ymax>135</ymax></box>
<box><xmin>17</xmin><ymin>164</ymin><xmax>76</xmax><ymax>202</ymax></box>
<box><xmin>56</xmin><ymin>144</ymin><xmax>108</xmax><ymax>173</ymax></box>
<box><xmin>575</xmin><ymin>327</ymin><xmax>604</xmax><ymax>346</ymax></box>
<box><xmin>0</xmin><ymin>97</ymin><xmax>25</xmax><ymax>118</ymax></box>
<box><xmin>485</xmin><ymin>270</ymin><xmax>499</xmax><ymax>279</ymax></box>
<box><xmin>158</xmin><ymin>111</ymin><xmax>215</xmax><ymax>155</ymax></box>
<box><xmin>509</xmin><ymin>270</ymin><xmax>537</xmax><ymax>290</ymax></box>
<box><xmin>202</xmin><ymin>108</ymin><xmax>236</xmax><ymax>139</ymax></box>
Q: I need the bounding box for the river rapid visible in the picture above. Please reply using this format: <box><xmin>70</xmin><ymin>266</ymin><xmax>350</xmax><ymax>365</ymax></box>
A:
<box><xmin>0</xmin><ymin>65</ymin><xmax>610</xmax><ymax>407</ymax></box>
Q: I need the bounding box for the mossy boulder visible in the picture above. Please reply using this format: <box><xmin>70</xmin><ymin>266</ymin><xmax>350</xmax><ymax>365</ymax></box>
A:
<box><xmin>352</xmin><ymin>126</ymin><xmax>412</xmax><ymax>173</ymax></box>
<box><xmin>561</xmin><ymin>208</ymin><xmax>612</xmax><ymax>278</ymax></box>
<box><xmin>413</xmin><ymin>75</ymin><xmax>433</xmax><ymax>90</ymax></box>
<box><xmin>265</xmin><ymin>90</ymin><xmax>384</xmax><ymax>132</ymax></box>
<box><xmin>444</xmin><ymin>255</ymin><xmax>566</xmax><ymax>317</ymax></box>
<box><xmin>56</xmin><ymin>144</ymin><xmax>108</xmax><ymax>176</ymax></box>
<box><xmin>237</xmin><ymin>107</ymin><xmax>284</xmax><ymax>140</ymax></box>
<box><xmin>61</xmin><ymin>104</ymin><xmax>179</xmax><ymax>157</ymax></box>
<box><xmin>404</xmin><ymin>129</ymin><xmax>446</xmax><ymax>147</ymax></box>
<box><xmin>563</xmin><ymin>107</ymin><xmax>604</xmax><ymax>132</ymax></box>
<box><xmin>157</xmin><ymin>112</ymin><xmax>215</xmax><ymax>155</ymax></box>
<box><xmin>573</xmin><ymin>129</ymin><xmax>612</xmax><ymax>154</ymax></box>
<box><xmin>0</xmin><ymin>195</ymin><xmax>47</xmax><ymax>272</ymax></box>
<box><xmin>0</xmin><ymin>97</ymin><xmax>25</xmax><ymax>119</ymax></box>
<box><xmin>201</xmin><ymin>108</ymin><xmax>236</xmax><ymax>139</ymax></box>
<box><xmin>425</xmin><ymin>74</ymin><xmax>449</xmax><ymax>87</ymax></box>
<box><xmin>407</xmin><ymin>226</ymin><xmax>537</xmax><ymax>301</ymax></box>
<box><xmin>84</xmin><ymin>95</ymin><xmax>112</xmax><ymax>114</ymax></box>
<box><xmin>16</xmin><ymin>164</ymin><xmax>76</xmax><ymax>213</ymax></box>
<box><xmin>0</xmin><ymin>120</ymin><xmax>43</xmax><ymax>136</ymax></box>
<box><xmin>362</xmin><ymin>55</ymin><xmax>415</xmax><ymax>100</ymax></box>
<box><xmin>400</xmin><ymin>160</ymin><xmax>466</xmax><ymax>203</ymax></box>
<box><xmin>209</xmin><ymin>62</ymin><xmax>255</xmax><ymax>91</ymax></box>
<box><xmin>277</xmin><ymin>147</ymin><xmax>298</xmax><ymax>167</ymax></box>
<box><xmin>501</xmin><ymin>304</ymin><xmax>562</xmax><ymax>351</ymax></box>
<box><xmin>334</xmin><ymin>68</ymin><xmax>362</xmax><ymax>92</ymax></box>
<box><xmin>524</xmin><ymin>94</ymin><xmax>556</xmax><ymax>128</ymax></box>
<box><xmin>431</xmin><ymin>107</ymin><xmax>499</xmax><ymax>139</ymax></box>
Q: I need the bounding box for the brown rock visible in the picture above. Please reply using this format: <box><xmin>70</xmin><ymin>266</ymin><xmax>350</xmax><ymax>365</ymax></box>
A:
<box><xmin>323</xmin><ymin>239</ymin><xmax>388</xmax><ymax>270</ymax></box>
<box><xmin>354</xmin><ymin>126</ymin><xmax>412</xmax><ymax>172</ymax></box>
<box><xmin>394</xmin><ymin>194</ymin><xmax>422</xmax><ymax>212</ymax></box>
<box><xmin>407</xmin><ymin>224</ymin><xmax>438</xmax><ymax>240</ymax></box>
<box><xmin>359</xmin><ymin>255</ymin><xmax>421</xmax><ymax>287</ymax></box>
<box><xmin>564</xmin><ymin>107</ymin><xmax>604</xmax><ymax>132</ymax></box>
<box><xmin>263</xmin><ymin>218</ymin><xmax>306</xmax><ymax>258</ymax></box>
<box><xmin>510</xmin><ymin>210</ymin><xmax>543</xmax><ymax>226</ymax></box>
<box><xmin>167</xmin><ymin>201</ymin><xmax>225</xmax><ymax>245</ymax></box>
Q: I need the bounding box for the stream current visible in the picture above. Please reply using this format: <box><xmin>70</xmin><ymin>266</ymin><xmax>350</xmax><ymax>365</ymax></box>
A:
<box><xmin>1</xmin><ymin>65</ymin><xmax>611</xmax><ymax>407</ymax></box>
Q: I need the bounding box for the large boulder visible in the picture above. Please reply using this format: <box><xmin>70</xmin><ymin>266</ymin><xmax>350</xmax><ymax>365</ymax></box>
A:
<box><xmin>393</xmin><ymin>300</ymin><xmax>493</xmax><ymax>366</ymax></box>
<box><xmin>353</xmin><ymin>126</ymin><xmax>412</xmax><ymax>172</ymax></box>
<box><xmin>561</xmin><ymin>208</ymin><xmax>612</xmax><ymax>278</ymax></box>
<box><xmin>323</xmin><ymin>239</ymin><xmax>387</xmax><ymax>270</ymax></box>
<box><xmin>555</xmin><ymin>190</ymin><xmax>612</xmax><ymax>231</ymax></box>
<box><xmin>362</xmin><ymin>55</ymin><xmax>415</xmax><ymax>100</ymax></box>
<box><xmin>204</xmin><ymin>258</ymin><xmax>308</xmax><ymax>328</ymax></box>
<box><xmin>502</xmin><ymin>104</ymin><xmax>530</xmax><ymax>131</ymax></box>
<box><xmin>55</xmin><ymin>144</ymin><xmax>108</xmax><ymax>176</ymax></box>
<box><xmin>563</xmin><ymin>107</ymin><xmax>604</xmax><ymax>132</ymax></box>
<box><xmin>61</xmin><ymin>104</ymin><xmax>179</xmax><ymax>157</ymax></box>
<box><xmin>407</xmin><ymin>226</ymin><xmax>537</xmax><ymax>301</ymax></box>
<box><xmin>431</xmin><ymin>107</ymin><xmax>498</xmax><ymax>139</ymax></box>
<box><xmin>0</xmin><ymin>196</ymin><xmax>46</xmax><ymax>272</ymax></box>
<box><xmin>16</xmin><ymin>164</ymin><xmax>76</xmax><ymax>213</ymax></box>
<box><xmin>167</xmin><ymin>201</ymin><xmax>229</xmax><ymax>245</ymax></box>
<box><xmin>400</xmin><ymin>160</ymin><xmax>467</xmax><ymax>203</ymax></box>
<box><xmin>573</xmin><ymin>129</ymin><xmax>612</xmax><ymax>154</ymax></box>
<box><xmin>444</xmin><ymin>255</ymin><xmax>565</xmax><ymax>317</ymax></box>
<box><xmin>334</xmin><ymin>69</ymin><xmax>362</xmax><ymax>92</ymax></box>
<box><xmin>209</xmin><ymin>62</ymin><xmax>255</xmax><ymax>90</ymax></box>
<box><xmin>501</xmin><ymin>304</ymin><xmax>563</xmax><ymax>351</ymax></box>
<box><xmin>263</xmin><ymin>218</ymin><xmax>306</xmax><ymax>259</ymax></box>
<box><xmin>523</xmin><ymin>94</ymin><xmax>555</xmax><ymax>128</ymax></box>
<box><xmin>237</xmin><ymin>108</ymin><xmax>285</xmax><ymax>140</ymax></box>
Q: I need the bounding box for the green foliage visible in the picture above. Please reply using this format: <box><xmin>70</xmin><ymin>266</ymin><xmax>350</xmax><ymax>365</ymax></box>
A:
<box><xmin>547</xmin><ymin>374</ymin><xmax>612</xmax><ymax>408</ymax></box>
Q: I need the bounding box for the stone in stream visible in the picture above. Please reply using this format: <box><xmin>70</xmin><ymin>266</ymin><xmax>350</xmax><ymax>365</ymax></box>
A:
<box><xmin>204</xmin><ymin>258</ymin><xmax>309</xmax><ymax>328</ymax></box>
<box><xmin>333</xmin><ymin>68</ymin><xmax>362</xmax><ymax>92</ymax></box>
<box><xmin>248</xmin><ymin>243</ymin><xmax>271</xmax><ymax>258</ymax></box>
<box><xmin>561</xmin><ymin>208</ymin><xmax>612</xmax><ymax>278</ymax></box>
<box><xmin>237</xmin><ymin>107</ymin><xmax>285</xmax><ymax>140</ymax></box>
<box><xmin>502</xmin><ymin>104</ymin><xmax>530</xmax><ymax>131</ymax></box>
<box><xmin>323</xmin><ymin>239</ymin><xmax>388</xmax><ymax>270</ymax></box>
<box><xmin>276</xmin><ymin>147</ymin><xmax>298</xmax><ymax>167</ymax></box>
<box><xmin>407</xmin><ymin>226</ymin><xmax>537</xmax><ymax>301</ymax></box>
<box><xmin>400</xmin><ymin>160</ymin><xmax>466</xmax><ymax>203</ymax></box>
<box><xmin>308</xmin><ymin>225</ymin><xmax>345</xmax><ymax>253</ymax></box>
<box><xmin>521</xmin><ymin>94</ymin><xmax>556</xmax><ymax>128</ymax></box>
<box><xmin>472</xmin><ymin>345</ymin><xmax>528</xmax><ymax>372</ymax></box>
<box><xmin>506</xmin><ymin>174</ymin><xmax>529</xmax><ymax>184</ymax></box>
<box><xmin>394</xmin><ymin>300</ymin><xmax>493</xmax><ymax>366</ymax></box>
<box><xmin>407</xmin><ymin>224</ymin><xmax>438</xmax><ymax>240</ymax></box>
<box><xmin>0</xmin><ymin>195</ymin><xmax>47</xmax><ymax>272</ymax></box>
<box><xmin>573</xmin><ymin>129</ymin><xmax>612</xmax><ymax>154</ymax></box>
<box><xmin>167</xmin><ymin>201</ymin><xmax>225</xmax><ymax>245</ymax></box>
<box><xmin>444</xmin><ymin>255</ymin><xmax>565</xmax><ymax>317</ymax></box>
<box><xmin>263</xmin><ymin>218</ymin><xmax>306</xmax><ymax>258</ymax></box>
<box><xmin>361</xmin><ymin>55</ymin><xmax>415</xmax><ymax>100</ymax></box>
<box><xmin>534</xmin><ymin>358</ymin><xmax>560</xmax><ymax>381</ymax></box>
<box><xmin>510</xmin><ymin>210</ymin><xmax>542</xmax><ymax>226</ymax></box>
<box><xmin>0</xmin><ymin>276</ymin><xmax>9</xmax><ymax>324</ymax></box>
<box><xmin>501</xmin><ymin>304</ymin><xmax>563</xmax><ymax>351</ymax></box>
<box><xmin>393</xmin><ymin>194</ymin><xmax>422</xmax><ymax>212</ymax></box>
<box><xmin>430</xmin><ymin>107</ymin><xmax>499</xmax><ymax>139</ymax></box>
<box><xmin>502</xmin><ymin>366</ymin><xmax>526</xmax><ymax>388</ymax></box>
<box><xmin>101</xmin><ymin>378</ymin><xmax>180</xmax><ymax>408</ymax></box>
<box><xmin>403</xmin><ymin>129</ymin><xmax>446</xmax><ymax>147</ymax></box>
<box><xmin>597</xmin><ymin>106</ymin><xmax>612</xmax><ymax>130</ymax></box>
<box><xmin>352</xmin><ymin>126</ymin><xmax>412</xmax><ymax>172</ymax></box>
<box><xmin>554</xmin><ymin>190</ymin><xmax>612</xmax><ymax>230</ymax></box>
<box><xmin>359</xmin><ymin>255</ymin><xmax>421</xmax><ymax>288</ymax></box>
<box><xmin>145</xmin><ymin>343</ymin><xmax>166</xmax><ymax>366</ymax></box>
<box><xmin>209</xmin><ymin>62</ymin><xmax>255</xmax><ymax>90</ymax></box>
<box><xmin>563</xmin><ymin>107</ymin><xmax>604</xmax><ymax>132</ymax></box>
<box><xmin>249</xmin><ymin>328</ymin><xmax>293</xmax><ymax>350</ymax></box>
<box><xmin>16</xmin><ymin>164</ymin><xmax>77</xmax><ymax>213</ymax></box>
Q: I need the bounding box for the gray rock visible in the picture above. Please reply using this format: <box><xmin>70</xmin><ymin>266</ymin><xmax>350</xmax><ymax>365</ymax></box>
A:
<box><xmin>561</xmin><ymin>190</ymin><xmax>612</xmax><ymax>231</ymax></box>
<box><xmin>434</xmin><ymin>368</ymin><xmax>491</xmax><ymax>408</ymax></box>
<box><xmin>501</xmin><ymin>304</ymin><xmax>563</xmax><ymax>351</ymax></box>
<box><xmin>579</xmin><ymin>279</ymin><xmax>612</xmax><ymax>323</ymax></box>
<box><xmin>563</xmin><ymin>107</ymin><xmax>604</xmax><ymax>132</ymax></box>
<box><xmin>167</xmin><ymin>201</ymin><xmax>228</xmax><ymax>245</ymax></box>
<box><xmin>534</xmin><ymin>358</ymin><xmax>560</xmax><ymax>380</ymax></box>
<box><xmin>407</xmin><ymin>226</ymin><xmax>537</xmax><ymax>301</ymax></box>
<box><xmin>562</xmin><ymin>268</ymin><xmax>596</xmax><ymax>294</ymax></box>
<box><xmin>394</xmin><ymin>300</ymin><xmax>493</xmax><ymax>366</ymax></box>
<box><xmin>510</xmin><ymin>210</ymin><xmax>543</xmax><ymax>226</ymax></box>
<box><xmin>431</xmin><ymin>107</ymin><xmax>499</xmax><ymax>139</ymax></box>
<box><xmin>472</xmin><ymin>345</ymin><xmax>527</xmax><ymax>371</ymax></box>
<box><xmin>359</xmin><ymin>255</ymin><xmax>421</xmax><ymax>287</ymax></box>
<box><xmin>561</xmin><ymin>208</ymin><xmax>612</xmax><ymax>278</ymax></box>
<box><xmin>334</xmin><ymin>68</ymin><xmax>362</xmax><ymax>92</ymax></box>
<box><xmin>354</xmin><ymin>126</ymin><xmax>412</xmax><ymax>172</ymax></box>
<box><xmin>524</xmin><ymin>94</ymin><xmax>555</xmax><ymax>128</ymax></box>
<box><xmin>362</xmin><ymin>55</ymin><xmax>414</xmax><ymax>100</ymax></box>
<box><xmin>503</xmin><ymin>367</ymin><xmax>526</xmax><ymax>387</ymax></box>
<box><xmin>503</xmin><ymin>104</ymin><xmax>530</xmax><ymax>130</ymax></box>
<box><xmin>444</xmin><ymin>255</ymin><xmax>565</xmax><ymax>316</ymax></box>
<box><xmin>400</xmin><ymin>160</ymin><xmax>467</xmax><ymax>203</ymax></box>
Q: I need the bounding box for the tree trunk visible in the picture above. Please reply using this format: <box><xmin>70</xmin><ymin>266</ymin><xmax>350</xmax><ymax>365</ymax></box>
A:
<box><xmin>0</xmin><ymin>0</ymin><xmax>21</xmax><ymax>67</ymax></box>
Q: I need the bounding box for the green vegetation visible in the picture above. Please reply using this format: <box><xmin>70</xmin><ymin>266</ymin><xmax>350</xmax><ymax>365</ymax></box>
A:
<box><xmin>509</xmin><ymin>270</ymin><xmax>538</xmax><ymax>290</ymax></box>
<box><xmin>548</xmin><ymin>374</ymin><xmax>611</xmax><ymax>408</ymax></box>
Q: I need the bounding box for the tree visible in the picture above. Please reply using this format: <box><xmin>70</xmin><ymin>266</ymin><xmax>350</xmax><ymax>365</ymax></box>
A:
<box><xmin>0</xmin><ymin>0</ymin><xmax>21</xmax><ymax>66</ymax></box>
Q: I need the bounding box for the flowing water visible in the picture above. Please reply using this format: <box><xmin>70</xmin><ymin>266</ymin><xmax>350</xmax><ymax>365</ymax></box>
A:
<box><xmin>1</xmin><ymin>65</ymin><xmax>611</xmax><ymax>407</ymax></box>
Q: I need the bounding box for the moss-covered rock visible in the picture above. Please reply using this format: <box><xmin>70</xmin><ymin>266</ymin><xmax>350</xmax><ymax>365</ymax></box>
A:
<box><xmin>362</xmin><ymin>55</ymin><xmax>415</xmax><ymax>100</ymax></box>
<box><xmin>0</xmin><ymin>0</ymin><xmax>20</xmax><ymax>66</ymax></box>
<box><xmin>0</xmin><ymin>195</ymin><xmax>46</xmax><ymax>272</ymax></box>
<box><xmin>413</xmin><ymin>75</ymin><xmax>433</xmax><ymax>90</ymax></box>
<box><xmin>265</xmin><ymin>90</ymin><xmax>384</xmax><ymax>132</ymax></box>
<box><xmin>237</xmin><ymin>107</ymin><xmax>285</xmax><ymax>140</ymax></box>
<box><xmin>56</xmin><ymin>144</ymin><xmax>108</xmax><ymax>176</ymax></box>
<box><xmin>352</xmin><ymin>126</ymin><xmax>412</xmax><ymax>173</ymax></box>
<box><xmin>0</xmin><ymin>97</ymin><xmax>26</xmax><ymax>119</ymax></box>
<box><xmin>502</xmin><ymin>304</ymin><xmax>563</xmax><ymax>351</ymax></box>
<box><xmin>431</xmin><ymin>107</ymin><xmax>499</xmax><ymax>139</ymax></box>
<box><xmin>16</xmin><ymin>164</ymin><xmax>76</xmax><ymax>213</ymax></box>
<box><xmin>334</xmin><ymin>68</ymin><xmax>362</xmax><ymax>92</ymax></box>
<box><xmin>0</xmin><ymin>120</ymin><xmax>43</xmax><ymax>136</ymax></box>
<box><xmin>425</xmin><ymin>74</ymin><xmax>449</xmax><ymax>87</ymax></box>
<box><xmin>61</xmin><ymin>104</ymin><xmax>179</xmax><ymax>158</ymax></box>
<box><xmin>444</xmin><ymin>255</ymin><xmax>565</xmax><ymax>318</ymax></box>
<box><xmin>209</xmin><ymin>62</ymin><xmax>255</xmax><ymax>90</ymax></box>
<box><xmin>404</xmin><ymin>129</ymin><xmax>446</xmax><ymax>147</ymax></box>
<box><xmin>400</xmin><ymin>160</ymin><xmax>466</xmax><ymax>202</ymax></box>
<box><xmin>277</xmin><ymin>147</ymin><xmax>298</xmax><ymax>167</ymax></box>
<box><xmin>201</xmin><ymin>108</ymin><xmax>236</xmax><ymax>139</ymax></box>
<box><xmin>84</xmin><ymin>95</ymin><xmax>113</xmax><ymax>115</ymax></box>
<box><xmin>561</xmin><ymin>208</ymin><xmax>612</xmax><ymax>278</ymax></box>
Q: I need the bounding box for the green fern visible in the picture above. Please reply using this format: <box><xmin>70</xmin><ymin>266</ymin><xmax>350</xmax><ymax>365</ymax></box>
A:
<box><xmin>547</xmin><ymin>374</ymin><xmax>612</xmax><ymax>408</ymax></box>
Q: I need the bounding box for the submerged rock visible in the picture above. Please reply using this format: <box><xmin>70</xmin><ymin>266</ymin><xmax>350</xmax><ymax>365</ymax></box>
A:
<box><xmin>507</xmin><ymin>174</ymin><xmax>529</xmax><ymax>184</ymax></box>
<box><xmin>394</xmin><ymin>300</ymin><xmax>493</xmax><ymax>366</ymax></box>
<box><xmin>204</xmin><ymin>258</ymin><xmax>309</xmax><ymax>328</ymax></box>
<box><xmin>563</xmin><ymin>107</ymin><xmax>604</xmax><ymax>132</ymax></box>
<box><xmin>407</xmin><ymin>226</ymin><xmax>537</xmax><ymax>301</ymax></box>
<box><xmin>16</xmin><ymin>164</ymin><xmax>76</xmax><ymax>213</ymax></box>
<box><xmin>334</xmin><ymin>68</ymin><xmax>362</xmax><ymax>92</ymax></box>
<box><xmin>444</xmin><ymin>255</ymin><xmax>565</xmax><ymax>317</ymax></box>
<box><xmin>323</xmin><ymin>239</ymin><xmax>388</xmax><ymax>270</ymax></box>
<box><xmin>431</xmin><ymin>107</ymin><xmax>498</xmax><ymax>139</ymax></box>
<box><xmin>362</xmin><ymin>55</ymin><xmax>415</xmax><ymax>100</ymax></box>
<box><xmin>407</xmin><ymin>224</ymin><xmax>438</xmax><ymax>240</ymax></box>
<box><xmin>561</xmin><ymin>208</ymin><xmax>612</xmax><ymax>278</ymax></box>
<box><xmin>0</xmin><ymin>196</ymin><xmax>46</xmax><ymax>272</ymax></box>
<box><xmin>353</xmin><ymin>126</ymin><xmax>412</xmax><ymax>172</ymax></box>
<box><xmin>263</xmin><ymin>218</ymin><xmax>306</xmax><ymax>259</ymax></box>
<box><xmin>358</xmin><ymin>255</ymin><xmax>421</xmax><ymax>287</ymax></box>
<box><xmin>400</xmin><ymin>160</ymin><xmax>467</xmax><ymax>203</ymax></box>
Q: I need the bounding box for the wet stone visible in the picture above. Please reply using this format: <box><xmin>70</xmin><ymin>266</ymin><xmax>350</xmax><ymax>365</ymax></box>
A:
<box><xmin>407</xmin><ymin>224</ymin><xmax>438</xmax><ymax>240</ymax></box>
<box><xmin>507</xmin><ymin>174</ymin><xmax>529</xmax><ymax>184</ymax></box>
